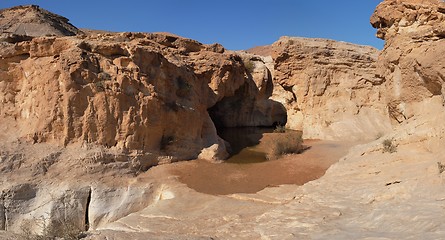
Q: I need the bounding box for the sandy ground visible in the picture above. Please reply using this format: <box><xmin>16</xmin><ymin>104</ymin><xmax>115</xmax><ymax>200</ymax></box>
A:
<box><xmin>168</xmin><ymin>134</ymin><xmax>356</xmax><ymax>195</ymax></box>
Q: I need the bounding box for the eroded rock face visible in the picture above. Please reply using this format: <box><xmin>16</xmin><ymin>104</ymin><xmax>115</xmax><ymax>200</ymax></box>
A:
<box><xmin>371</xmin><ymin>0</ymin><xmax>445</xmax><ymax>123</ymax></box>
<box><xmin>77</xmin><ymin>2</ymin><xmax>445</xmax><ymax>239</ymax></box>
<box><xmin>250</xmin><ymin>37</ymin><xmax>392</xmax><ymax>140</ymax></box>
<box><xmin>0</xmin><ymin>31</ymin><xmax>285</xmax><ymax>163</ymax></box>
<box><xmin>0</xmin><ymin>178</ymin><xmax>171</xmax><ymax>235</ymax></box>
<box><xmin>0</xmin><ymin>5</ymin><xmax>286</xmax><ymax>164</ymax></box>
<box><xmin>0</xmin><ymin>6</ymin><xmax>288</xmax><ymax>235</ymax></box>
<box><xmin>1</xmin><ymin>183</ymin><xmax>90</xmax><ymax>234</ymax></box>
<box><xmin>5</xmin><ymin>1</ymin><xmax>445</xmax><ymax>239</ymax></box>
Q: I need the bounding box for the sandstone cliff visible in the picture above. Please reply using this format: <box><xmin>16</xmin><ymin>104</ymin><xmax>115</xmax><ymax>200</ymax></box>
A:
<box><xmin>0</xmin><ymin>5</ymin><xmax>287</xmax><ymax>235</ymax></box>
<box><xmin>371</xmin><ymin>0</ymin><xmax>445</xmax><ymax>123</ymax></box>
<box><xmin>249</xmin><ymin>37</ymin><xmax>392</xmax><ymax>140</ymax></box>
<box><xmin>0</xmin><ymin>6</ymin><xmax>286</xmax><ymax>166</ymax></box>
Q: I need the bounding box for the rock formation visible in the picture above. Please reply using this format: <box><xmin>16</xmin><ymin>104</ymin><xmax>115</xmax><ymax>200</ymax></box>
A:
<box><xmin>0</xmin><ymin>5</ymin><xmax>286</xmax><ymax>167</ymax></box>
<box><xmin>0</xmin><ymin>5</ymin><xmax>82</xmax><ymax>38</ymax></box>
<box><xmin>209</xmin><ymin>52</ymin><xmax>287</xmax><ymax>128</ymax></box>
<box><xmin>249</xmin><ymin>37</ymin><xmax>392</xmax><ymax>140</ymax></box>
<box><xmin>2</xmin><ymin>1</ymin><xmax>445</xmax><ymax>239</ymax></box>
<box><xmin>371</xmin><ymin>0</ymin><xmax>445</xmax><ymax>123</ymax></box>
<box><xmin>76</xmin><ymin>1</ymin><xmax>445</xmax><ymax>238</ymax></box>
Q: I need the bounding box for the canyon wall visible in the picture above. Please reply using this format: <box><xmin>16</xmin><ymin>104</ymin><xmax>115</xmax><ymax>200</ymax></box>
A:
<box><xmin>249</xmin><ymin>0</ymin><xmax>445</xmax><ymax>141</ymax></box>
<box><xmin>371</xmin><ymin>0</ymin><xmax>445</xmax><ymax>123</ymax></box>
<box><xmin>0</xmin><ymin>5</ymin><xmax>285</xmax><ymax>165</ymax></box>
<box><xmin>0</xmin><ymin>5</ymin><xmax>287</xmax><ymax>235</ymax></box>
<box><xmin>249</xmin><ymin>38</ymin><xmax>392</xmax><ymax>140</ymax></box>
<box><xmin>2</xmin><ymin>1</ymin><xmax>445</xmax><ymax>238</ymax></box>
<box><xmin>80</xmin><ymin>1</ymin><xmax>445</xmax><ymax>238</ymax></box>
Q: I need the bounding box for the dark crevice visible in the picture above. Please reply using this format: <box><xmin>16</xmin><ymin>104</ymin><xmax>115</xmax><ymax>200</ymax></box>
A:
<box><xmin>388</xmin><ymin>103</ymin><xmax>406</xmax><ymax>124</ymax></box>
<box><xmin>84</xmin><ymin>188</ymin><xmax>91</xmax><ymax>231</ymax></box>
<box><xmin>207</xmin><ymin>83</ymin><xmax>250</xmax><ymax>129</ymax></box>
<box><xmin>0</xmin><ymin>201</ymin><xmax>5</xmax><ymax>231</ymax></box>
<box><xmin>436</xmin><ymin>31</ymin><xmax>445</xmax><ymax>39</ymax></box>
<box><xmin>208</xmin><ymin>82</ymin><xmax>287</xmax><ymax>128</ymax></box>
<box><xmin>0</xmin><ymin>34</ymin><xmax>33</xmax><ymax>43</ymax></box>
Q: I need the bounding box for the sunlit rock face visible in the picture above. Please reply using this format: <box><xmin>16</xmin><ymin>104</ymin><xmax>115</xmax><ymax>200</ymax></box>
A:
<box><xmin>0</xmin><ymin>5</ymin><xmax>287</xmax><ymax>164</ymax></box>
<box><xmin>0</xmin><ymin>5</ymin><xmax>288</xmax><ymax>235</ymax></box>
<box><xmin>371</xmin><ymin>0</ymin><xmax>445</xmax><ymax>123</ymax></box>
<box><xmin>250</xmin><ymin>37</ymin><xmax>392</xmax><ymax>140</ymax></box>
<box><xmin>250</xmin><ymin>0</ymin><xmax>445</xmax><ymax>140</ymax></box>
<box><xmin>3</xmin><ymin>2</ymin><xmax>445</xmax><ymax>239</ymax></box>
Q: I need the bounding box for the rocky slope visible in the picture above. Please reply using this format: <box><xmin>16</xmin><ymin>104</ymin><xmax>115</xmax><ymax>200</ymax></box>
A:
<box><xmin>0</xmin><ymin>5</ymin><xmax>82</xmax><ymax>38</ymax></box>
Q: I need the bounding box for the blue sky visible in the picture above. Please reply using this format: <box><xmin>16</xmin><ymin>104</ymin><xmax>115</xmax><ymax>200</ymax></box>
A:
<box><xmin>0</xmin><ymin>1</ymin><xmax>384</xmax><ymax>50</ymax></box>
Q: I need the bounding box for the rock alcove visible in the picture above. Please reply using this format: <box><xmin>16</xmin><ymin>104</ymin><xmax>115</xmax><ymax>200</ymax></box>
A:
<box><xmin>206</xmin><ymin>54</ymin><xmax>287</xmax><ymax>159</ymax></box>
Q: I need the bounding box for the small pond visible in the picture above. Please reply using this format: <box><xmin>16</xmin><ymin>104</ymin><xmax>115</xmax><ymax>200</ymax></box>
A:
<box><xmin>169</xmin><ymin>127</ymin><xmax>354</xmax><ymax>195</ymax></box>
<box><xmin>218</xmin><ymin>127</ymin><xmax>274</xmax><ymax>164</ymax></box>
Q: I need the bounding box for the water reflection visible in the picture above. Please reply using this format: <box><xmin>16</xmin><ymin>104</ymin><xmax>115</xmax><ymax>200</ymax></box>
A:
<box><xmin>217</xmin><ymin>127</ymin><xmax>274</xmax><ymax>164</ymax></box>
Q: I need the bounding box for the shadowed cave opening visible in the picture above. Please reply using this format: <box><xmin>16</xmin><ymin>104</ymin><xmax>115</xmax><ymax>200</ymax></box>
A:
<box><xmin>207</xmin><ymin>87</ymin><xmax>287</xmax><ymax>163</ymax></box>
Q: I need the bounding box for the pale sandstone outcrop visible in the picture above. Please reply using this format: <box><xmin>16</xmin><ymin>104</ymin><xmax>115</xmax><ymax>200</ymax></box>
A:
<box><xmin>2</xmin><ymin>183</ymin><xmax>90</xmax><ymax>234</ymax></box>
<box><xmin>250</xmin><ymin>37</ymin><xmax>392</xmax><ymax>140</ymax></box>
<box><xmin>0</xmin><ymin>138</ymin><xmax>171</xmax><ymax>235</ymax></box>
<box><xmin>371</xmin><ymin>0</ymin><xmax>445</xmax><ymax>123</ymax></box>
<box><xmin>0</xmin><ymin>173</ymin><xmax>171</xmax><ymax>236</ymax></box>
